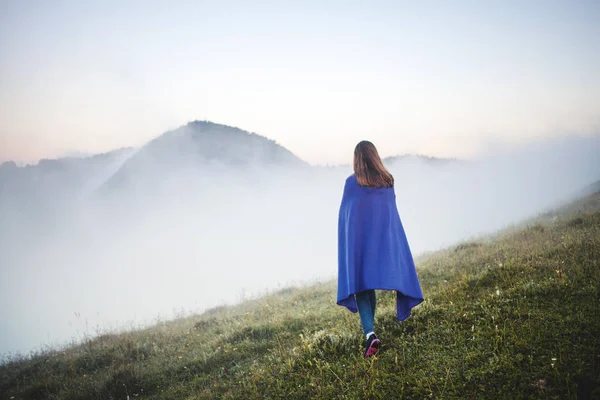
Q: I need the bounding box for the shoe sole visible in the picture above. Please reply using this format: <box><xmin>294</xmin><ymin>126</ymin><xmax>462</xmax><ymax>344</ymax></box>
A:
<box><xmin>365</xmin><ymin>338</ymin><xmax>380</xmax><ymax>358</ymax></box>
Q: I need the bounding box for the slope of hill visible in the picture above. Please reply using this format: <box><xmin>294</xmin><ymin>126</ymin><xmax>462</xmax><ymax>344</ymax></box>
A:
<box><xmin>1</xmin><ymin>188</ymin><xmax>599</xmax><ymax>399</ymax></box>
<box><xmin>579</xmin><ymin>180</ymin><xmax>600</xmax><ymax>198</ymax></box>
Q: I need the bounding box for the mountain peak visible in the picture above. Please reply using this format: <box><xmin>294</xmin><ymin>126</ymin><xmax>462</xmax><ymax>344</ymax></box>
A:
<box><xmin>97</xmin><ymin>121</ymin><xmax>308</xmax><ymax>193</ymax></box>
<box><xmin>146</xmin><ymin>120</ymin><xmax>304</xmax><ymax>166</ymax></box>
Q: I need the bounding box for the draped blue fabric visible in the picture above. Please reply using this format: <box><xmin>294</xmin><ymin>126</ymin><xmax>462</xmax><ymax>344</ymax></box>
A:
<box><xmin>337</xmin><ymin>174</ymin><xmax>424</xmax><ymax>321</ymax></box>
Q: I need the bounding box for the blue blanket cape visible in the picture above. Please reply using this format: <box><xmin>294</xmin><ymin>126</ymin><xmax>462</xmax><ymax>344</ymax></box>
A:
<box><xmin>337</xmin><ymin>174</ymin><xmax>424</xmax><ymax>321</ymax></box>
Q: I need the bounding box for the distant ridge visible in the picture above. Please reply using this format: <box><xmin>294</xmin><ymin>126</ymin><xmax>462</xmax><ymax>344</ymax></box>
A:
<box><xmin>383</xmin><ymin>154</ymin><xmax>461</xmax><ymax>165</ymax></box>
<box><xmin>1</xmin><ymin>121</ymin><xmax>470</xmax><ymax>200</ymax></box>
<box><xmin>0</xmin><ymin>148</ymin><xmax>134</xmax><ymax>170</ymax></box>
<box><xmin>0</xmin><ymin>147</ymin><xmax>134</xmax><ymax>200</ymax></box>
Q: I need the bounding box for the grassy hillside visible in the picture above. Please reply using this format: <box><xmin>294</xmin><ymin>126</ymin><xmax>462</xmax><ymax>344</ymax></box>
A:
<box><xmin>1</xmin><ymin>193</ymin><xmax>599</xmax><ymax>399</ymax></box>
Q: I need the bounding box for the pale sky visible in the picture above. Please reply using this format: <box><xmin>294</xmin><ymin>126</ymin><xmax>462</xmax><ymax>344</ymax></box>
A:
<box><xmin>1</xmin><ymin>0</ymin><xmax>599</xmax><ymax>165</ymax></box>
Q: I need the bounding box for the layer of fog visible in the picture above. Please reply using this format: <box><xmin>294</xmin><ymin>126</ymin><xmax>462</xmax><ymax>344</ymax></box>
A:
<box><xmin>0</xmin><ymin>134</ymin><xmax>598</xmax><ymax>358</ymax></box>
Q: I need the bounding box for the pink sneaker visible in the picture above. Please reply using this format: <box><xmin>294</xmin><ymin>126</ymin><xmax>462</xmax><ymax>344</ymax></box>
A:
<box><xmin>364</xmin><ymin>334</ymin><xmax>380</xmax><ymax>358</ymax></box>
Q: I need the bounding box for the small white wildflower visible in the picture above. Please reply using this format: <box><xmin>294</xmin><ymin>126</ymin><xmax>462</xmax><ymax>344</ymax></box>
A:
<box><xmin>471</xmin><ymin>325</ymin><xmax>475</xmax><ymax>332</ymax></box>
<box><xmin>495</xmin><ymin>289</ymin><xmax>500</xmax><ymax>296</ymax></box>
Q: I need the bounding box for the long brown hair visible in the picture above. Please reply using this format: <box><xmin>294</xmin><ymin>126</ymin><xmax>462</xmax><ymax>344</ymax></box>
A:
<box><xmin>353</xmin><ymin>140</ymin><xmax>394</xmax><ymax>188</ymax></box>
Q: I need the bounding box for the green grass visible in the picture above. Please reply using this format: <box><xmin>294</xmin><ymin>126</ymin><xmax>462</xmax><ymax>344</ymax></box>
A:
<box><xmin>2</xmin><ymin>194</ymin><xmax>600</xmax><ymax>399</ymax></box>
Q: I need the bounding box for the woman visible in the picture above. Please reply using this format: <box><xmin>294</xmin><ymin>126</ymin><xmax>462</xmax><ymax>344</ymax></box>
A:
<box><xmin>337</xmin><ymin>141</ymin><xmax>424</xmax><ymax>358</ymax></box>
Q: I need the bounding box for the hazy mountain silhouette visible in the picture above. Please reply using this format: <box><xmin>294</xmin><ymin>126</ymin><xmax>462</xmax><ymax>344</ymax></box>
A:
<box><xmin>97</xmin><ymin>121</ymin><xmax>309</xmax><ymax>195</ymax></box>
<box><xmin>1</xmin><ymin>122</ymin><xmax>464</xmax><ymax>201</ymax></box>
<box><xmin>0</xmin><ymin>148</ymin><xmax>134</xmax><ymax>205</ymax></box>
<box><xmin>0</xmin><ymin>148</ymin><xmax>134</xmax><ymax>251</ymax></box>
<box><xmin>322</xmin><ymin>154</ymin><xmax>458</xmax><ymax>171</ymax></box>
<box><xmin>383</xmin><ymin>154</ymin><xmax>462</xmax><ymax>166</ymax></box>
